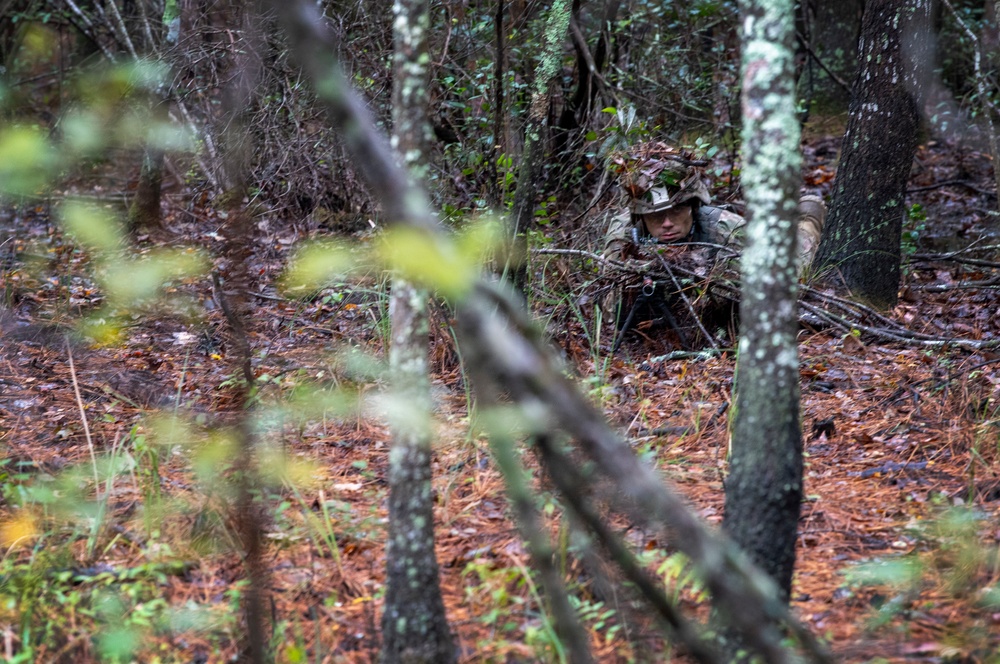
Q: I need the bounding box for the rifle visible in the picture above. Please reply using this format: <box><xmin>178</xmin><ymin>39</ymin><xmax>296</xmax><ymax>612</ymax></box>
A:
<box><xmin>611</xmin><ymin>275</ymin><xmax>691</xmax><ymax>356</ymax></box>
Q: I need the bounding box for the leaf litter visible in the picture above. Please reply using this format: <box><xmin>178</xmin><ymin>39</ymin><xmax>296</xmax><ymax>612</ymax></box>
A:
<box><xmin>0</xmin><ymin>138</ymin><xmax>998</xmax><ymax>661</ymax></box>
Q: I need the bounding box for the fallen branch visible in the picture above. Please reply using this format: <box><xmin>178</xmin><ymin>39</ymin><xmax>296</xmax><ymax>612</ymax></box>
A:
<box><xmin>535</xmin><ymin>246</ymin><xmax>1000</xmax><ymax>351</ymax></box>
<box><xmin>905</xmin><ymin>178</ymin><xmax>995</xmax><ymax>196</ymax></box>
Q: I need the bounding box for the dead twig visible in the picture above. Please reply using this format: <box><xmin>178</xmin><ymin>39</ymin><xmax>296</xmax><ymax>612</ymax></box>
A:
<box><xmin>66</xmin><ymin>338</ymin><xmax>100</xmax><ymax>498</ymax></box>
<box><xmin>650</xmin><ymin>253</ymin><xmax>719</xmax><ymax>349</ymax></box>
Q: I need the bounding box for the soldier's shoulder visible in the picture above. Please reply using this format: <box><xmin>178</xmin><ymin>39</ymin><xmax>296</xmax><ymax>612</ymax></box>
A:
<box><xmin>695</xmin><ymin>205</ymin><xmax>745</xmax><ymax>246</ymax></box>
<box><xmin>603</xmin><ymin>208</ymin><xmax>632</xmax><ymax>236</ymax></box>
<box><xmin>699</xmin><ymin>205</ymin><xmax>744</xmax><ymax>224</ymax></box>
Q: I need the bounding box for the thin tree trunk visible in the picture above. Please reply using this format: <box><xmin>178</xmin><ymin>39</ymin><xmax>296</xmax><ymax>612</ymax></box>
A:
<box><xmin>128</xmin><ymin>99</ymin><xmax>168</xmax><ymax>231</ymax></box>
<box><xmin>380</xmin><ymin>0</ymin><xmax>455</xmax><ymax>659</ymax></box>
<box><xmin>726</xmin><ymin>0</ymin><xmax>803</xmax><ymax>621</ymax></box>
<box><xmin>218</xmin><ymin>7</ymin><xmax>269</xmax><ymax>661</ymax></box>
<box><xmin>128</xmin><ymin>0</ymin><xmax>178</xmax><ymax>232</ymax></box>
<box><xmin>487</xmin><ymin>0</ymin><xmax>505</xmax><ymax>209</ymax></box>
<box><xmin>505</xmin><ymin>0</ymin><xmax>571</xmax><ymax>297</ymax></box>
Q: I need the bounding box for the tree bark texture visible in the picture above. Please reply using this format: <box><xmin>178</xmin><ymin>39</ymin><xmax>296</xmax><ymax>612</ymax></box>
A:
<box><xmin>217</xmin><ymin>9</ymin><xmax>270</xmax><ymax>662</ymax></box>
<box><xmin>381</xmin><ymin>0</ymin><xmax>455</xmax><ymax>659</ymax></box>
<box><xmin>381</xmin><ymin>284</ymin><xmax>454</xmax><ymax>664</ymax></box>
<box><xmin>487</xmin><ymin>0</ymin><xmax>505</xmax><ymax>209</ymax></box>
<box><xmin>505</xmin><ymin>0</ymin><xmax>571</xmax><ymax>296</ymax></box>
<box><xmin>128</xmin><ymin>96</ymin><xmax>168</xmax><ymax>231</ymax></box>
<box><xmin>813</xmin><ymin>0</ymin><xmax>930</xmax><ymax>309</ymax></box>
<box><xmin>725</xmin><ymin>0</ymin><xmax>803</xmax><ymax>608</ymax></box>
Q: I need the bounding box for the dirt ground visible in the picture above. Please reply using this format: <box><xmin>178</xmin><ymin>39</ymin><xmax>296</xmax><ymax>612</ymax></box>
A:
<box><xmin>1</xmin><ymin>136</ymin><xmax>999</xmax><ymax>662</ymax></box>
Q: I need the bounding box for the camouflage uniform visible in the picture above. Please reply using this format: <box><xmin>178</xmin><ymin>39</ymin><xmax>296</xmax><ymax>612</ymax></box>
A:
<box><xmin>599</xmin><ymin>195</ymin><xmax>826</xmax><ymax>321</ymax></box>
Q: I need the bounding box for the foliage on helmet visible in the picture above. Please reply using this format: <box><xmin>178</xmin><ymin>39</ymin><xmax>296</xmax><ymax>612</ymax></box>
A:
<box><xmin>608</xmin><ymin>141</ymin><xmax>709</xmax><ymax>200</ymax></box>
<box><xmin>608</xmin><ymin>142</ymin><xmax>711</xmax><ymax>212</ymax></box>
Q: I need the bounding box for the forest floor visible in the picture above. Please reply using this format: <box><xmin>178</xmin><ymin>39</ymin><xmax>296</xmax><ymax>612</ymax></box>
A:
<box><xmin>1</xmin><ymin>134</ymin><xmax>1000</xmax><ymax>663</ymax></box>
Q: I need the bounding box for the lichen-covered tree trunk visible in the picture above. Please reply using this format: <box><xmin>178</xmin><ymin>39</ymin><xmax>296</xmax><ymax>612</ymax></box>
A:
<box><xmin>505</xmin><ymin>0</ymin><xmax>571</xmax><ymax>297</ymax></box>
<box><xmin>724</xmin><ymin>0</ymin><xmax>803</xmax><ymax>631</ymax></box>
<box><xmin>813</xmin><ymin>0</ymin><xmax>931</xmax><ymax>309</ymax></box>
<box><xmin>382</xmin><ymin>283</ymin><xmax>454</xmax><ymax>664</ymax></box>
<box><xmin>380</xmin><ymin>0</ymin><xmax>455</xmax><ymax>660</ymax></box>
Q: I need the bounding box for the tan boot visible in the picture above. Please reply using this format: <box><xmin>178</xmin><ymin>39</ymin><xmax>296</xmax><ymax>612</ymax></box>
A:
<box><xmin>796</xmin><ymin>195</ymin><xmax>827</xmax><ymax>277</ymax></box>
<box><xmin>798</xmin><ymin>194</ymin><xmax>827</xmax><ymax>232</ymax></box>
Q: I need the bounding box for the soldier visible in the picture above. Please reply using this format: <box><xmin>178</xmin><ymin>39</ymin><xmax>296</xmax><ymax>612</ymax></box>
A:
<box><xmin>599</xmin><ymin>154</ymin><xmax>826</xmax><ymax>330</ymax></box>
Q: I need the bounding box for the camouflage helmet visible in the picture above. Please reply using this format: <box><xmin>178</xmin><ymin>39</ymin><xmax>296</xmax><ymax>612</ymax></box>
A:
<box><xmin>630</xmin><ymin>164</ymin><xmax>710</xmax><ymax>215</ymax></box>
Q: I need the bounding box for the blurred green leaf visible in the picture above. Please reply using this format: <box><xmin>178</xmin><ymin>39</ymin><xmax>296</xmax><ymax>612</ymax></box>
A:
<box><xmin>378</xmin><ymin>227</ymin><xmax>477</xmax><ymax>299</ymax></box>
<box><xmin>280</xmin><ymin>240</ymin><xmax>355</xmax><ymax>295</ymax></box>
<box><xmin>78</xmin><ymin>314</ymin><xmax>125</xmax><ymax>345</ymax></box>
<box><xmin>980</xmin><ymin>585</ymin><xmax>1000</xmax><ymax>608</ymax></box>
<box><xmin>60</xmin><ymin>110</ymin><xmax>107</xmax><ymax>155</ymax></box>
<box><xmin>102</xmin><ymin>249</ymin><xmax>208</xmax><ymax>304</ymax></box>
<box><xmin>193</xmin><ymin>432</ymin><xmax>237</xmax><ymax>486</ymax></box>
<box><xmin>148</xmin><ymin>414</ymin><xmax>201</xmax><ymax>449</ymax></box>
<box><xmin>97</xmin><ymin>625</ymin><xmax>141</xmax><ymax>660</ymax></box>
<box><xmin>0</xmin><ymin>126</ymin><xmax>57</xmax><ymax>195</ymax></box>
<box><xmin>124</xmin><ymin>58</ymin><xmax>170</xmax><ymax>91</ymax></box>
<box><xmin>257</xmin><ymin>445</ymin><xmax>320</xmax><ymax>487</ymax></box>
<box><xmin>59</xmin><ymin>200</ymin><xmax>124</xmax><ymax>253</ymax></box>
<box><xmin>843</xmin><ymin>558</ymin><xmax>923</xmax><ymax>589</ymax></box>
<box><xmin>457</xmin><ymin>216</ymin><xmax>504</xmax><ymax>268</ymax></box>
<box><xmin>145</xmin><ymin>118</ymin><xmax>195</xmax><ymax>151</ymax></box>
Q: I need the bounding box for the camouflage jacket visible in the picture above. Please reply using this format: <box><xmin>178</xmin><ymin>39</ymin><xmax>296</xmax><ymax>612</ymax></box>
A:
<box><xmin>601</xmin><ymin>205</ymin><xmax>746</xmax><ymax>266</ymax></box>
<box><xmin>598</xmin><ymin>205</ymin><xmax>745</xmax><ymax>320</ymax></box>
<box><xmin>598</xmin><ymin>198</ymin><xmax>826</xmax><ymax>319</ymax></box>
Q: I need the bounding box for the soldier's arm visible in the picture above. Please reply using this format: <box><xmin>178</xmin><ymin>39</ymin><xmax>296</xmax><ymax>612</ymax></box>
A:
<box><xmin>713</xmin><ymin>209</ymin><xmax>747</xmax><ymax>252</ymax></box>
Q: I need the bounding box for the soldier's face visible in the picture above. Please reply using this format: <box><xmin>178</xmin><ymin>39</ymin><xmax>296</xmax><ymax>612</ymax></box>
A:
<box><xmin>641</xmin><ymin>205</ymin><xmax>694</xmax><ymax>243</ymax></box>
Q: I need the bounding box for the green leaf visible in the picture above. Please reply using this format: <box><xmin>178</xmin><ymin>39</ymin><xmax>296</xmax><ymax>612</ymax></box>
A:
<box><xmin>378</xmin><ymin>227</ymin><xmax>477</xmax><ymax>299</ymax></box>
<box><xmin>0</xmin><ymin>126</ymin><xmax>56</xmax><ymax>195</ymax></box>
<box><xmin>843</xmin><ymin>558</ymin><xmax>923</xmax><ymax>588</ymax></box>
<box><xmin>102</xmin><ymin>248</ymin><xmax>208</xmax><ymax>304</ymax></box>
<box><xmin>60</xmin><ymin>200</ymin><xmax>124</xmax><ymax>253</ymax></box>
<box><xmin>280</xmin><ymin>239</ymin><xmax>355</xmax><ymax>295</ymax></box>
<box><xmin>97</xmin><ymin>626</ymin><xmax>142</xmax><ymax>661</ymax></box>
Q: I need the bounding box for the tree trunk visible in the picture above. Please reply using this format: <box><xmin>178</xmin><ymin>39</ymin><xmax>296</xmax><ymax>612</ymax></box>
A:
<box><xmin>127</xmin><ymin>0</ymin><xmax>178</xmax><ymax>232</ymax></box>
<box><xmin>505</xmin><ymin>0</ymin><xmax>571</xmax><ymax>298</ymax></box>
<box><xmin>813</xmin><ymin>0</ymin><xmax>931</xmax><ymax>309</ymax></box>
<box><xmin>381</xmin><ymin>282</ymin><xmax>455</xmax><ymax>664</ymax></box>
<box><xmin>723</xmin><ymin>0</ymin><xmax>803</xmax><ymax>648</ymax></box>
<box><xmin>380</xmin><ymin>0</ymin><xmax>455</xmax><ymax>659</ymax></box>
<box><xmin>128</xmin><ymin>100</ymin><xmax>168</xmax><ymax>231</ymax></box>
<box><xmin>565</xmin><ymin>0</ymin><xmax>621</xmax><ymax>129</ymax></box>
<box><xmin>487</xmin><ymin>0</ymin><xmax>505</xmax><ymax>209</ymax></box>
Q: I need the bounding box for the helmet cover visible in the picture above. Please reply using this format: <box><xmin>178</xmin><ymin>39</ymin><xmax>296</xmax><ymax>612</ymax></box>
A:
<box><xmin>611</xmin><ymin>143</ymin><xmax>711</xmax><ymax>214</ymax></box>
<box><xmin>630</xmin><ymin>166</ymin><xmax>710</xmax><ymax>214</ymax></box>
